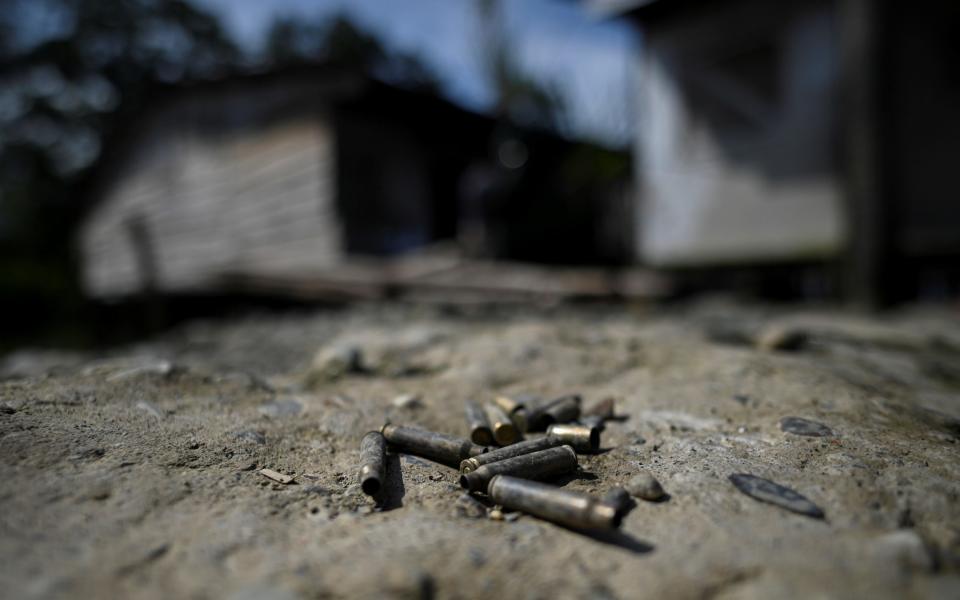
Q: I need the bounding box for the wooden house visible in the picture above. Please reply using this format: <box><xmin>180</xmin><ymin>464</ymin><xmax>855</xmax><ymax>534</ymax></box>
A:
<box><xmin>77</xmin><ymin>64</ymin><xmax>636</xmax><ymax>304</ymax></box>
<box><xmin>594</xmin><ymin>0</ymin><xmax>960</xmax><ymax>303</ymax></box>
<box><xmin>77</xmin><ymin>66</ymin><xmax>493</xmax><ymax>300</ymax></box>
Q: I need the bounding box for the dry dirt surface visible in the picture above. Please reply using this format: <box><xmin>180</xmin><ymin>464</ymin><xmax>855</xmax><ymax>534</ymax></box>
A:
<box><xmin>2</xmin><ymin>300</ymin><xmax>960</xmax><ymax>599</ymax></box>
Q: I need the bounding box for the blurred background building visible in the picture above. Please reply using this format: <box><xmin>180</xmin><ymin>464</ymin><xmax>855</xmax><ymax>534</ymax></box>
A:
<box><xmin>1</xmin><ymin>0</ymin><xmax>958</xmax><ymax>350</ymax></box>
<box><xmin>595</xmin><ymin>0</ymin><xmax>960</xmax><ymax>304</ymax></box>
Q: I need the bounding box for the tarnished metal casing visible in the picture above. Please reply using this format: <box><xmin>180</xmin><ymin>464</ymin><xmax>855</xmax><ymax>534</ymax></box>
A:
<box><xmin>483</xmin><ymin>402</ymin><xmax>522</xmax><ymax>446</ymax></box>
<box><xmin>359</xmin><ymin>431</ymin><xmax>386</xmax><ymax>496</ymax></box>
<box><xmin>525</xmin><ymin>394</ymin><xmax>581</xmax><ymax>431</ymax></box>
<box><xmin>489</xmin><ymin>475</ymin><xmax>622</xmax><ymax>529</ymax></box>
<box><xmin>546</xmin><ymin>423</ymin><xmax>600</xmax><ymax>453</ymax></box>
<box><xmin>459</xmin><ymin>445</ymin><xmax>578</xmax><ymax>493</ymax></box>
<box><xmin>493</xmin><ymin>394</ymin><xmax>533</xmax><ymax>433</ymax></box>
<box><xmin>381</xmin><ymin>424</ymin><xmax>487</xmax><ymax>468</ymax></box>
<box><xmin>460</xmin><ymin>436</ymin><xmax>561</xmax><ymax>473</ymax></box>
<box><xmin>579</xmin><ymin>397</ymin><xmax>615</xmax><ymax>431</ymax></box>
<box><xmin>541</xmin><ymin>395</ymin><xmax>581</xmax><ymax>426</ymax></box>
<box><xmin>464</xmin><ymin>401</ymin><xmax>494</xmax><ymax>446</ymax></box>
<box><xmin>583</xmin><ymin>397</ymin><xmax>615</xmax><ymax>420</ymax></box>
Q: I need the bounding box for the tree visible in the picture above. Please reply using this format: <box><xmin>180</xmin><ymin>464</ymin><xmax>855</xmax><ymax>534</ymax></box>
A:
<box><xmin>477</xmin><ymin>0</ymin><xmax>565</xmax><ymax>131</ymax></box>
<box><xmin>0</xmin><ymin>0</ymin><xmax>240</xmax><ymax>345</ymax></box>
<box><xmin>264</xmin><ymin>14</ymin><xmax>440</xmax><ymax>94</ymax></box>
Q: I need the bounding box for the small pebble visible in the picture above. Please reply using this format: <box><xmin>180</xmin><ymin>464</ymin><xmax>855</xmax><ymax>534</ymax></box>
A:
<box><xmin>625</xmin><ymin>471</ymin><xmax>665</xmax><ymax>501</ymax></box>
<box><xmin>780</xmin><ymin>416</ymin><xmax>833</xmax><ymax>437</ymax></box>
<box><xmin>391</xmin><ymin>394</ymin><xmax>422</xmax><ymax>409</ymax></box>
<box><xmin>603</xmin><ymin>487</ymin><xmax>633</xmax><ymax>513</ymax></box>
<box><xmin>729</xmin><ymin>473</ymin><xmax>824</xmax><ymax>519</ymax></box>
<box><xmin>755</xmin><ymin>325</ymin><xmax>808</xmax><ymax>352</ymax></box>
<box><xmin>489</xmin><ymin>509</ymin><xmax>504</xmax><ymax>521</ymax></box>
<box><xmin>309</xmin><ymin>345</ymin><xmax>362</xmax><ymax>381</ymax></box>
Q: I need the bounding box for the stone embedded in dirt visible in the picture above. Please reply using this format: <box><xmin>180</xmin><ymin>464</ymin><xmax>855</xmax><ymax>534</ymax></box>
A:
<box><xmin>755</xmin><ymin>325</ymin><xmax>809</xmax><ymax>352</ymax></box>
<box><xmin>872</xmin><ymin>530</ymin><xmax>935</xmax><ymax>573</ymax></box>
<box><xmin>780</xmin><ymin>416</ymin><xmax>833</xmax><ymax>437</ymax></box>
<box><xmin>729</xmin><ymin>473</ymin><xmax>824</xmax><ymax>519</ymax></box>
<box><xmin>625</xmin><ymin>471</ymin><xmax>665</xmax><ymax>501</ymax></box>
<box><xmin>258</xmin><ymin>398</ymin><xmax>303</xmax><ymax>418</ymax></box>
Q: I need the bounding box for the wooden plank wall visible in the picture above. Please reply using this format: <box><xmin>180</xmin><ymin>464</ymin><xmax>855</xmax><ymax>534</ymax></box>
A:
<box><xmin>80</xmin><ymin>108</ymin><xmax>340</xmax><ymax>298</ymax></box>
<box><xmin>634</xmin><ymin>0</ymin><xmax>845</xmax><ymax>267</ymax></box>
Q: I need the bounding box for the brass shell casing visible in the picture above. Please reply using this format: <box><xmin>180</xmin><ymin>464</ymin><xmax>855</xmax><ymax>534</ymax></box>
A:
<box><xmin>546</xmin><ymin>423</ymin><xmax>600</xmax><ymax>453</ymax></box>
<box><xmin>459</xmin><ymin>445</ymin><xmax>578</xmax><ymax>493</ymax></box>
<box><xmin>459</xmin><ymin>436</ymin><xmax>561</xmax><ymax>473</ymax></box>
<box><xmin>483</xmin><ymin>402</ymin><xmax>522</xmax><ymax>446</ymax></box>
<box><xmin>381</xmin><ymin>424</ymin><xmax>488</xmax><ymax>468</ymax></box>
<box><xmin>489</xmin><ymin>475</ymin><xmax>622</xmax><ymax>530</ymax></box>
<box><xmin>493</xmin><ymin>394</ymin><xmax>531</xmax><ymax>433</ymax></box>
<box><xmin>464</xmin><ymin>401</ymin><xmax>494</xmax><ymax>446</ymax></box>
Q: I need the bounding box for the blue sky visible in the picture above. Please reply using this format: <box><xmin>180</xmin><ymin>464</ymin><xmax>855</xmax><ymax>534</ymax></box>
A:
<box><xmin>192</xmin><ymin>0</ymin><xmax>638</xmax><ymax>146</ymax></box>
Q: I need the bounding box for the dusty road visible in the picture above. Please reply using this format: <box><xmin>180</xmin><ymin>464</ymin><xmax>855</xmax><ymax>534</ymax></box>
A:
<box><xmin>1</xmin><ymin>300</ymin><xmax>959</xmax><ymax>599</ymax></box>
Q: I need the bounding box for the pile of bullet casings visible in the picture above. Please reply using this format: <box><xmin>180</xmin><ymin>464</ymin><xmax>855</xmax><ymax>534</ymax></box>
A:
<box><xmin>358</xmin><ymin>394</ymin><xmax>628</xmax><ymax>530</ymax></box>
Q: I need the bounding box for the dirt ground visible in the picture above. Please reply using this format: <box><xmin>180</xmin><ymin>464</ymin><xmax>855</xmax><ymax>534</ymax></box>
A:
<box><xmin>2</xmin><ymin>299</ymin><xmax>959</xmax><ymax>599</ymax></box>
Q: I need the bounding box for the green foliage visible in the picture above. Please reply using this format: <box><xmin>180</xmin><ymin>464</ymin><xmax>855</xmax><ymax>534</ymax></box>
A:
<box><xmin>0</xmin><ymin>0</ymin><xmax>240</xmax><ymax>345</ymax></box>
<box><xmin>264</xmin><ymin>14</ymin><xmax>440</xmax><ymax>94</ymax></box>
<box><xmin>477</xmin><ymin>0</ymin><xmax>565</xmax><ymax>131</ymax></box>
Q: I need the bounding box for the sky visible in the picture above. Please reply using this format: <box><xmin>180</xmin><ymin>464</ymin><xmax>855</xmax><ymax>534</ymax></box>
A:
<box><xmin>191</xmin><ymin>0</ymin><xmax>638</xmax><ymax>146</ymax></box>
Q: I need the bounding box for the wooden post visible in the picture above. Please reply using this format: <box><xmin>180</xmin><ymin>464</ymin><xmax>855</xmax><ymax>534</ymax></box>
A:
<box><xmin>840</xmin><ymin>0</ymin><xmax>890</xmax><ymax>308</ymax></box>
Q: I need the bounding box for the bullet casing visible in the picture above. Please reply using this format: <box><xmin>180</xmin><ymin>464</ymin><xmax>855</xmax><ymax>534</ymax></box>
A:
<box><xmin>483</xmin><ymin>402</ymin><xmax>522</xmax><ymax>446</ymax></box>
<box><xmin>546</xmin><ymin>423</ymin><xmax>600</xmax><ymax>453</ymax></box>
<box><xmin>489</xmin><ymin>475</ymin><xmax>622</xmax><ymax>530</ymax></box>
<box><xmin>492</xmin><ymin>394</ymin><xmax>527</xmax><ymax>415</ymax></box>
<box><xmin>464</xmin><ymin>401</ymin><xmax>494</xmax><ymax>446</ymax></box>
<box><xmin>584</xmin><ymin>397</ymin><xmax>615</xmax><ymax>419</ymax></box>
<box><xmin>359</xmin><ymin>431</ymin><xmax>386</xmax><ymax>496</ymax></box>
<box><xmin>525</xmin><ymin>394</ymin><xmax>581</xmax><ymax>431</ymax></box>
<box><xmin>460</xmin><ymin>436</ymin><xmax>561</xmax><ymax>473</ymax></box>
<box><xmin>459</xmin><ymin>445</ymin><xmax>578</xmax><ymax>493</ymax></box>
<box><xmin>579</xmin><ymin>415</ymin><xmax>607</xmax><ymax>431</ymax></box>
<box><xmin>542</xmin><ymin>395</ymin><xmax>581</xmax><ymax>426</ymax></box>
<box><xmin>493</xmin><ymin>394</ymin><xmax>531</xmax><ymax>433</ymax></box>
<box><xmin>381</xmin><ymin>424</ymin><xmax>487</xmax><ymax>468</ymax></box>
<box><xmin>580</xmin><ymin>397</ymin><xmax>615</xmax><ymax>431</ymax></box>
